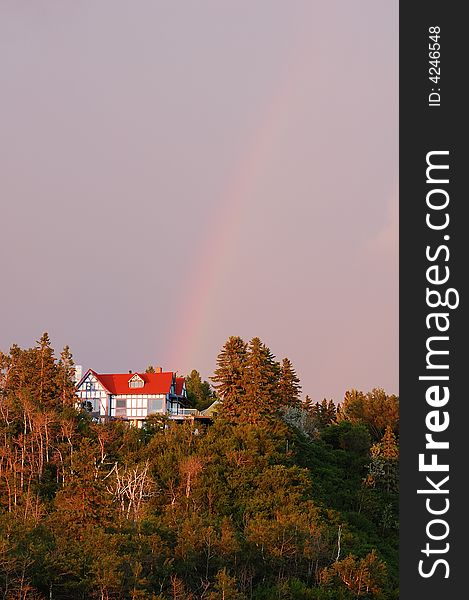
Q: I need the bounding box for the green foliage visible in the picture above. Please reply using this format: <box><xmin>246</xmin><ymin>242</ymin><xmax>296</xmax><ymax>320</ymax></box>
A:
<box><xmin>278</xmin><ymin>358</ymin><xmax>302</xmax><ymax>409</ymax></box>
<box><xmin>242</xmin><ymin>337</ymin><xmax>281</xmax><ymax>423</ymax></box>
<box><xmin>212</xmin><ymin>336</ymin><xmax>303</xmax><ymax>425</ymax></box>
<box><xmin>321</xmin><ymin>550</ymin><xmax>387</xmax><ymax>598</ymax></box>
<box><xmin>185</xmin><ymin>369</ymin><xmax>215</xmax><ymax>411</ymax></box>
<box><xmin>337</xmin><ymin>389</ymin><xmax>399</xmax><ymax>441</ymax></box>
<box><xmin>322</xmin><ymin>422</ymin><xmax>371</xmax><ymax>456</ymax></box>
<box><xmin>0</xmin><ymin>335</ymin><xmax>399</xmax><ymax>600</ymax></box>
<box><xmin>208</xmin><ymin>568</ymin><xmax>246</xmax><ymax>600</ymax></box>
<box><xmin>211</xmin><ymin>336</ymin><xmax>247</xmax><ymax>420</ymax></box>
<box><xmin>309</xmin><ymin>399</ymin><xmax>337</xmax><ymax>432</ymax></box>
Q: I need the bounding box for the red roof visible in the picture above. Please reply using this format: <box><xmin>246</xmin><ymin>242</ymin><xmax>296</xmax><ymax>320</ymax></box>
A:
<box><xmin>175</xmin><ymin>377</ymin><xmax>185</xmax><ymax>396</ymax></box>
<box><xmin>90</xmin><ymin>370</ymin><xmax>175</xmax><ymax>395</ymax></box>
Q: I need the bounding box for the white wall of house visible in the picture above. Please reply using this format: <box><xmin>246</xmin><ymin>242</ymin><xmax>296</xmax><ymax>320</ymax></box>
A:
<box><xmin>76</xmin><ymin>371</ymin><xmax>186</xmax><ymax>422</ymax></box>
<box><xmin>76</xmin><ymin>372</ymin><xmax>109</xmax><ymax>417</ymax></box>
<box><xmin>111</xmin><ymin>393</ymin><xmax>168</xmax><ymax>418</ymax></box>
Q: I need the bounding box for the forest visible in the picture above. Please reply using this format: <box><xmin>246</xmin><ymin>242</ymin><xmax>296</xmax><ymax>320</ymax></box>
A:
<box><xmin>0</xmin><ymin>334</ymin><xmax>399</xmax><ymax>600</ymax></box>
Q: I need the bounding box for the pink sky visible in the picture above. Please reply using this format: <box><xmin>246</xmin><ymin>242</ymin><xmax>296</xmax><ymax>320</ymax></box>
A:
<box><xmin>0</xmin><ymin>1</ymin><xmax>398</xmax><ymax>403</ymax></box>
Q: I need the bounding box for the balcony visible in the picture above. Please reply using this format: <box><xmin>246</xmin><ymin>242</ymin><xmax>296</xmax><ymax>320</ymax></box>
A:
<box><xmin>171</xmin><ymin>408</ymin><xmax>201</xmax><ymax>417</ymax></box>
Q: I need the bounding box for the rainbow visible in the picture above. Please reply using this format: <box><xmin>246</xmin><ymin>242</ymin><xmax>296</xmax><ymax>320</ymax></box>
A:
<box><xmin>167</xmin><ymin>32</ymin><xmax>311</xmax><ymax>374</ymax></box>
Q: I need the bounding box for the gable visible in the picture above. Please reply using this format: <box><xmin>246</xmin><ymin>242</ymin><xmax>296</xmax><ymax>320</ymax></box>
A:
<box><xmin>175</xmin><ymin>377</ymin><xmax>186</xmax><ymax>397</ymax></box>
<box><xmin>128</xmin><ymin>373</ymin><xmax>145</xmax><ymax>389</ymax></box>
<box><xmin>76</xmin><ymin>370</ymin><xmax>108</xmax><ymax>394</ymax></box>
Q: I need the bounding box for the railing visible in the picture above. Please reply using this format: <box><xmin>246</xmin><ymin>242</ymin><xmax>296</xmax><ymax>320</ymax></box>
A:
<box><xmin>173</xmin><ymin>408</ymin><xmax>201</xmax><ymax>416</ymax></box>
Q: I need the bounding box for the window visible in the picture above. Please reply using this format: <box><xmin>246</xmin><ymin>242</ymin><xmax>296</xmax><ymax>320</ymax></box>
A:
<box><xmin>128</xmin><ymin>375</ymin><xmax>144</xmax><ymax>388</ymax></box>
<box><xmin>82</xmin><ymin>400</ymin><xmax>93</xmax><ymax>412</ymax></box>
<box><xmin>129</xmin><ymin>380</ymin><xmax>144</xmax><ymax>388</ymax></box>
<box><xmin>129</xmin><ymin>397</ymin><xmax>144</xmax><ymax>410</ymax></box>
<box><xmin>148</xmin><ymin>398</ymin><xmax>163</xmax><ymax>414</ymax></box>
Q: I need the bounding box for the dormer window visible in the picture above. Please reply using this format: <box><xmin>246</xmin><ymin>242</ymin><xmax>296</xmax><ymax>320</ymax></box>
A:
<box><xmin>128</xmin><ymin>374</ymin><xmax>144</xmax><ymax>389</ymax></box>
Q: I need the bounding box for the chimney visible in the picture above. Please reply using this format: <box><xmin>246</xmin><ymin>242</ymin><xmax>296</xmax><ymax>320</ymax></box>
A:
<box><xmin>74</xmin><ymin>365</ymin><xmax>83</xmax><ymax>383</ymax></box>
<box><xmin>155</xmin><ymin>366</ymin><xmax>163</xmax><ymax>373</ymax></box>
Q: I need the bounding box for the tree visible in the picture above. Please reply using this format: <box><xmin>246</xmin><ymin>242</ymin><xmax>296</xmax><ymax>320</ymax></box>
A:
<box><xmin>322</xmin><ymin>421</ymin><xmax>371</xmax><ymax>456</ymax></box>
<box><xmin>208</xmin><ymin>568</ymin><xmax>246</xmax><ymax>600</ymax></box>
<box><xmin>311</xmin><ymin>399</ymin><xmax>337</xmax><ymax>429</ymax></box>
<box><xmin>242</xmin><ymin>338</ymin><xmax>280</xmax><ymax>424</ymax></box>
<box><xmin>366</xmin><ymin>425</ymin><xmax>399</xmax><ymax>494</ymax></box>
<box><xmin>185</xmin><ymin>370</ymin><xmax>215</xmax><ymax>411</ymax></box>
<box><xmin>56</xmin><ymin>345</ymin><xmax>77</xmax><ymax>408</ymax></box>
<box><xmin>0</xmin><ymin>335</ymin><xmax>399</xmax><ymax>599</ymax></box>
<box><xmin>36</xmin><ymin>332</ymin><xmax>60</xmax><ymax>408</ymax></box>
<box><xmin>278</xmin><ymin>358</ymin><xmax>302</xmax><ymax>409</ymax></box>
<box><xmin>105</xmin><ymin>460</ymin><xmax>154</xmax><ymax>521</ymax></box>
<box><xmin>303</xmin><ymin>395</ymin><xmax>314</xmax><ymax>411</ymax></box>
<box><xmin>169</xmin><ymin>575</ymin><xmax>193</xmax><ymax>600</ymax></box>
<box><xmin>338</xmin><ymin>388</ymin><xmax>399</xmax><ymax>440</ymax></box>
<box><xmin>211</xmin><ymin>337</ymin><xmax>248</xmax><ymax>421</ymax></box>
<box><xmin>53</xmin><ymin>439</ymin><xmax>114</xmax><ymax>530</ymax></box>
<box><xmin>321</xmin><ymin>550</ymin><xmax>387</xmax><ymax>597</ymax></box>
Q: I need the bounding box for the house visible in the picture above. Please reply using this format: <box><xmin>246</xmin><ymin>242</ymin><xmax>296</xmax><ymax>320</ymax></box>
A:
<box><xmin>75</xmin><ymin>368</ymin><xmax>189</xmax><ymax>426</ymax></box>
<box><xmin>200</xmin><ymin>399</ymin><xmax>221</xmax><ymax>418</ymax></box>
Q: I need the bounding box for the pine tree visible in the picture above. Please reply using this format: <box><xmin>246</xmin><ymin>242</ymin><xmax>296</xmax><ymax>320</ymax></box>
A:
<box><xmin>36</xmin><ymin>332</ymin><xmax>59</xmax><ymax>408</ymax></box>
<box><xmin>169</xmin><ymin>575</ymin><xmax>193</xmax><ymax>600</ymax></box>
<box><xmin>338</xmin><ymin>388</ymin><xmax>399</xmax><ymax>440</ymax></box>
<box><xmin>53</xmin><ymin>439</ymin><xmax>114</xmax><ymax>530</ymax></box>
<box><xmin>185</xmin><ymin>369</ymin><xmax>214</xmax><ymax>411</ymax></box>
<box><xmin>242</xmin><ymin>337</ymin><xmax>280</xmax><ymax>423</ymax></box>
<box><xmin>208</xmin><ymin>568</ymin><xmax>246</xmax><ymax>600</ymax></box>
<box><xmin>278</xmin><ymin>358</ymin><xmax>302</xmax><ymax>408</ymax></box>
<box><xmin>379</xmin><ymin>425</ymin><xmax>399</xmax><ymax>460</ymax></box>
<box><xmin>368</xmin><ymin>425</ymin><xmax>399</xmax><ymax>493</ymax></box>
<box><xmin>56</xmin><ymin>345</ymin><xmax>77</xmax><ymax>407</ymax></box>
<box><xmin>211</xmin><ymin>337</ymin><xmax>247</xmax><ymax>421</ymax></box>
<box><xmin>312</xmin><ymin>399</ymin><xmax>337</xmax><ymax>428</ymax></box>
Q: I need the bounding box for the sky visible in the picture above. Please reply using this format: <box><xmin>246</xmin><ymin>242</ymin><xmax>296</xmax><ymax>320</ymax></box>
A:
<box><xmin>0</xmin><ymin>1</ymin><xmax>398</xmax><ymax>403</ymax></box>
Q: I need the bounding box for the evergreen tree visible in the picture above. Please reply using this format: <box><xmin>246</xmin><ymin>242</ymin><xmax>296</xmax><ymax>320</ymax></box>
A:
<box><xmin>56</xmin><ymin>345</ymin><xmax>77</xmax><ymax>407</ymax></box>
<box><xmin>53</xmin><ymin>439</ymin><xmax>114</xmax><ymax>529</ymax></box>
<box><xmin>242</xmin><ymin>337</ymin><xmax>280</xmax><ymax>424</ymax></box>
<box><xmin>208</xmin><ymin>568</ymin><xmax>246</xmax><ymax>600</ymax></box>
<box><xmin>36</xmin><ymin>332</ymin><xmax>59</xmax><ymax>408</ymax></box>
<box><xmin>0</xmin><ymin>335</ymin><xmax>399</xmax><ymax>599</ymax></box>
<box><xmin>185</xmin><ymin>369</ymin><xmax>214</xmax><ymax>411</ymax></box>
<box><xmin>278</xmin><ymin>357</ymin><xmax>302</xmax><ymax>408</ymax></box>
<box><xmin>211</xmin><ymin>337</ymin><xmax>247</xmax><ymax>421</ymax></box>
<box><xmin>3</xmin><ymin>343</ymin><xmax>22</xmax><ymax>397</ymax></box>
<box><xmin>367</xmin><ymin>425</ymin><xmax>399</xmax><ymax>494</ymax></box>
<box><xmin>338</xmin><ymin>388</ymin><xmax>399</xmax><ymax>440</ymax></box>
<box><xmin>311</xmin><ymin>399</ymin><xmax>337</xmax><ymax>429</ymax></box>
<box><xmin>378</xmin><ymin>425</ymin><xmax>399</xmax><ymax>460</ymax></box>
